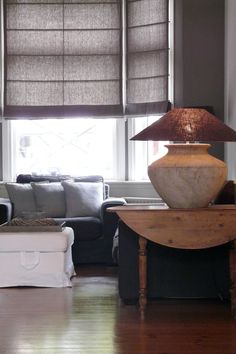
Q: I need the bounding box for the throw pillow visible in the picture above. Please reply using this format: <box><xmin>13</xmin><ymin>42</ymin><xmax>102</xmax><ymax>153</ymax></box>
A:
<box><xmin>5</xmin><ymin>183</ymin><xmax>37</xmax><ymax>217</ymax></box>
<box><xmin>73</xmin><ymin>175</ymin><xmax>107</xmax><ymax>198</ymax></box>
<box><xmin>31</xmin><ymin>182</ymin><xmax>66</xmax><ymax>218</ymax></box>
<box><xmin>62</xmin><ymin>181</ymin><xmax>104</xmax><ymax>217</ymax></box>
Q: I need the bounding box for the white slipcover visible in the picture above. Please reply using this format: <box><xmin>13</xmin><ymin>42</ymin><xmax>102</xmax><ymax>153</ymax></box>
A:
<box><xmin>0</xmin><ymin>227</ymin><xmax>75</xmax><ymax>287</ymax></box>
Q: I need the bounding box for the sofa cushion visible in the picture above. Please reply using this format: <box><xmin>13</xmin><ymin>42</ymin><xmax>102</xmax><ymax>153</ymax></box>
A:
<box><xmin>31</xmin><ymin>182</ymin><xmax>66</xmax><ymax>218</ymax></box>
<box><xmin>55</xmin><ymin>217</ymin><xmax>102</xmax><ymax>241</ymax></box>
<box><xmin>16</xmin><ymin>174</ymin><xmax>71</xmax><ymax>183</ymax></box>
<box><xmin>5</xmin><ymin>183</ymin><xmax>37</xmax><ymax>217</ymax></box>
<box><xmin>73</xmin><ymin>175</ymin><xmax>108</xmax><ymax>199</ymax></box>
<box><xmin>17</xmin><ymin>174</ymin><xmax>103</xmax><ymax>184</ymax></box>
<box><xmin>62</xmin><ymin>181</ymin><xmax>103</xmax><ymax>218</ymax></box>
<box><xmin>16</xmin><ymin>174</ymin><xmax>109</xmax><ymax>199</ymax></box>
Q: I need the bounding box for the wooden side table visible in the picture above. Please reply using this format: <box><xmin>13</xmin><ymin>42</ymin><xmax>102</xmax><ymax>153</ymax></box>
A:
<box><xmin>108</xmin><ymin>204</ymin><xmax>236</xmax><ymax>319</ymax></box>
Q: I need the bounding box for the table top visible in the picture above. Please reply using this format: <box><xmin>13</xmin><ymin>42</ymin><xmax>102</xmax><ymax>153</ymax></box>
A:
<box><xmin>108</xmin><ymin>204</ymin><xmax>236</xmax><ymax>212</ymax></box>
<box><xmin>108</xmin><ymin>204</ymin><xmax>236</xmax><ymax>249</ymax></box>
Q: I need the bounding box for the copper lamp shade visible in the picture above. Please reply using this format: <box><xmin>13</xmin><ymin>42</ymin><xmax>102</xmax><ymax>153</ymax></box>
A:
<box><xmin>131</xmin><ymin>108</ymin><xmax>236</xmax><ymax>142</ymax></box>
<box><xmin>131</xmin><ymin>108</ymin><xmax>236</xmax><ymax>208</ymax></box>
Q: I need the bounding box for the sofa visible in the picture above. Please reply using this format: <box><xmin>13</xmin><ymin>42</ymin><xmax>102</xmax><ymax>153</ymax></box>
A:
<box><xmin>0</xmin><ymin>174</ymin><xmax>125</xmax><ymax>266</ymax></box>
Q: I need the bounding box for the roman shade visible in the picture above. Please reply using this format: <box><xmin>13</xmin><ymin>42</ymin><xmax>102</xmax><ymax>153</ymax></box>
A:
<box><xmin>126</xmin><ymin>0</ymin><xmax>169</xmax><ymax>116</ymax></box>
<box><xmin>4</xmin><ymin>0</ymin><xmax>169</xmax><ymax>119</ymax></box>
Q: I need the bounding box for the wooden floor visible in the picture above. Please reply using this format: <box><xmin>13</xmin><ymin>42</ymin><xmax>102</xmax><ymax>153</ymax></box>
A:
<box><xmin>0</xmin><ymin>266</ymin><xmax>236</xmax><ymax>354</ymax></box>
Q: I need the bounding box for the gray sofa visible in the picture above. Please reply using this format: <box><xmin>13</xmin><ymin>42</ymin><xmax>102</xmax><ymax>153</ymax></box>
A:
<box><xmin>0</xmin><ymin>174</ymin><xmax>125</xmax><ymax>266</ymax></box>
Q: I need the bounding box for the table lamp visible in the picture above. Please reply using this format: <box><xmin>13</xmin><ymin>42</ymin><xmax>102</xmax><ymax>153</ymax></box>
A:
<box><xmin>131</xmin><ymin>108</ymin><xmax>236</xmax><ymax>208</ymax></box>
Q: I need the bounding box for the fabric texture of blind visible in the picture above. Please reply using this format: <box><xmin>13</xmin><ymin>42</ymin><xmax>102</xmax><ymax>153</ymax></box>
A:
<box><xmin>126</xmin><ymin>0</ymin><xmax>169</xmax><ymax>116</ymax></box>
<box><xmin>4</xmin><ymin>0</ymin><xmax>169</xmax><ymax>119</ymax></box>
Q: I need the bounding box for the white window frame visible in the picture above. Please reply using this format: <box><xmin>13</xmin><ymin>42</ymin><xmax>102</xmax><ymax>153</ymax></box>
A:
<box><xmin>2</xmin><ymin>119</ymin><xmax>14</xmax><ymax>182</ymax></box>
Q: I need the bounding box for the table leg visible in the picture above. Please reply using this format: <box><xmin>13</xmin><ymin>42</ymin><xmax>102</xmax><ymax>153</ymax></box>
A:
<box><xmin>230</xmin><ymin>240</ymin><xmax>236</xmax><ymax>316</ymax></box>
<box><xmin>138</xmin><ymin>236</ymin><xmax>147</xmax><ymax>320</ymax></box>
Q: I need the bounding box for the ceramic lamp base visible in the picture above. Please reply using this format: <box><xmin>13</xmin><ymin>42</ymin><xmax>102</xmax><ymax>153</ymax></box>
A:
<box><xmin>148</xmin><ymin>143</ymin><xmax>227</xmax><ymax>208</ymax></box>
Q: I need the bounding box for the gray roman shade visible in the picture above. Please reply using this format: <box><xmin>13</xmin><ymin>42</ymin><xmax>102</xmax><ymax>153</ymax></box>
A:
<box><xmin>126</xmin><ymin>0</ymin><xmax>169</xmax><ymax>116</ymax></box>
<box><xmin>4</xmin><ymin>0</ymin><xmax>169</xmax><ymax>119</ymax></box>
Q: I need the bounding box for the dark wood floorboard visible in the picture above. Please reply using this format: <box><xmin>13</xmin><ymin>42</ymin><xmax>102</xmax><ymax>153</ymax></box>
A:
<box><xmin>0</xmin><ymin>265</ymin><xmax>236</xmax><ymax>353</ymax></box>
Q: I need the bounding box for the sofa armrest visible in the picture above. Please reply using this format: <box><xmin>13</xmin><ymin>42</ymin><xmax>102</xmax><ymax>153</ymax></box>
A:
<box><xmin>100</xmin><ymin>197</ymin><xmax>126</xmax><ymax>264</ymax></box>
<box><xmin>0</xmin><ymin>198</ymin><xmax>12</xmax><ymax>225</ymax></box>
<box><xmin>101</xmin><ymin>197</ymin><xmax>126</xmax><ymax>236</ymax></box>
<box><xmin>101</xmin><ymin>197</ymin><xmax>126</xmax><ymax>219</ymax></box>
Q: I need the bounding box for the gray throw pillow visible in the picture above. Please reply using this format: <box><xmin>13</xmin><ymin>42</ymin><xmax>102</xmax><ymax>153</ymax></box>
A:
<box><xmin>62</xmin><ymin>181</ymin><xmax>104</xmax><ymax>217</ymax></box>
<box><xmin>5</xmin><ymin>183</ymin><xmax>37</xmax><ymax>217</ymax></box>
<box><xmin>31</xmin><ymin>182</ymin><xmax>66</xmax><ymax>218</ymax></box>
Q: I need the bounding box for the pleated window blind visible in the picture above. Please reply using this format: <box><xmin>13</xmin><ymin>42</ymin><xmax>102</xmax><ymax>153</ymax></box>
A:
<box><xmin>126</xmin><ymin>0</ymin><xmax>169</xmax><ymax>115</ymax></box>
<box><xmin>4</xmin><ymin>0</ymin><xmax>169</xmax><ymax>119</ymax></box>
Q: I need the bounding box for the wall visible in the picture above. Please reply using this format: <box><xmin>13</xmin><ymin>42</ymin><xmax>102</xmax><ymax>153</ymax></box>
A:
<box><xmin>0</xmin><ymin>6</ymin><xmax>2</xmax><ymax>181</ymax></box>
<box><xmin>0</xmin><ymin>124</ymin><xmax>2</xmax><ymax>180</ymax></box>
<box><xmin>225</xmin><ymin>0</ymin><xmax>236</xmax><ymax>179</ymax></box>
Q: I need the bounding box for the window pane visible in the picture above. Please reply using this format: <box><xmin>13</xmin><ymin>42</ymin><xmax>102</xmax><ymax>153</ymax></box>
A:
<box><xmin>147</xmin><ymin>116</ymin><xmax>168</xmax><ymax>165</ymax></box>
<box><xmin>128</xmin><ymin>115</ymin><xmax>168</xmax><ymax>181</ymax></box>
<box><xmin>11</xmin><ymin>119</ymin><xmax>117</xmax><ymax>179</ymax></box>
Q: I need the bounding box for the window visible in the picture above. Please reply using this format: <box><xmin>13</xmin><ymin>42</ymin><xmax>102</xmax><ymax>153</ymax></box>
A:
<box><xmin>6</xmin><ymin>116</ymin><xmax>167</xmax><ymax>182</ymax></box>
<box><xmin>128</xmin><ymin>116</ymin><xmax>168</xmax><ymax>181</ymax></box>
<box><xmin>9</xmin><ymin>118</ymin><xmax>124</xmax><ymax>181</ymax></box>
<box><xmin>2</xmin><ymin>0</ymin><xmax>173</xmax><ymax>184</ymax></box>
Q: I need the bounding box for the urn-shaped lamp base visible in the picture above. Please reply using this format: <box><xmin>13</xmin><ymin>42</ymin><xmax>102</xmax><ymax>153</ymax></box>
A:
<box><xmin>148</xmin><ymin>144</ymin><xmax>227</xmax><ymax>208</ymax></box>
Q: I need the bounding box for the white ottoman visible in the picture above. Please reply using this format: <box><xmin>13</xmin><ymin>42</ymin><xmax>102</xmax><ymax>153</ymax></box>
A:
<box><xmin>0</xmin><ymin>227</ymin><xmax>75</xmax><ymax>287</ymax></box>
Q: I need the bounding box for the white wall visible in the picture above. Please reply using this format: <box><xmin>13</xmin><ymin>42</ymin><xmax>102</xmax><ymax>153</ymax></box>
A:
<box><xmin>225</xmin><ymin>0</ymin><xmax>236</xmax><ymax>179</ymax></box>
